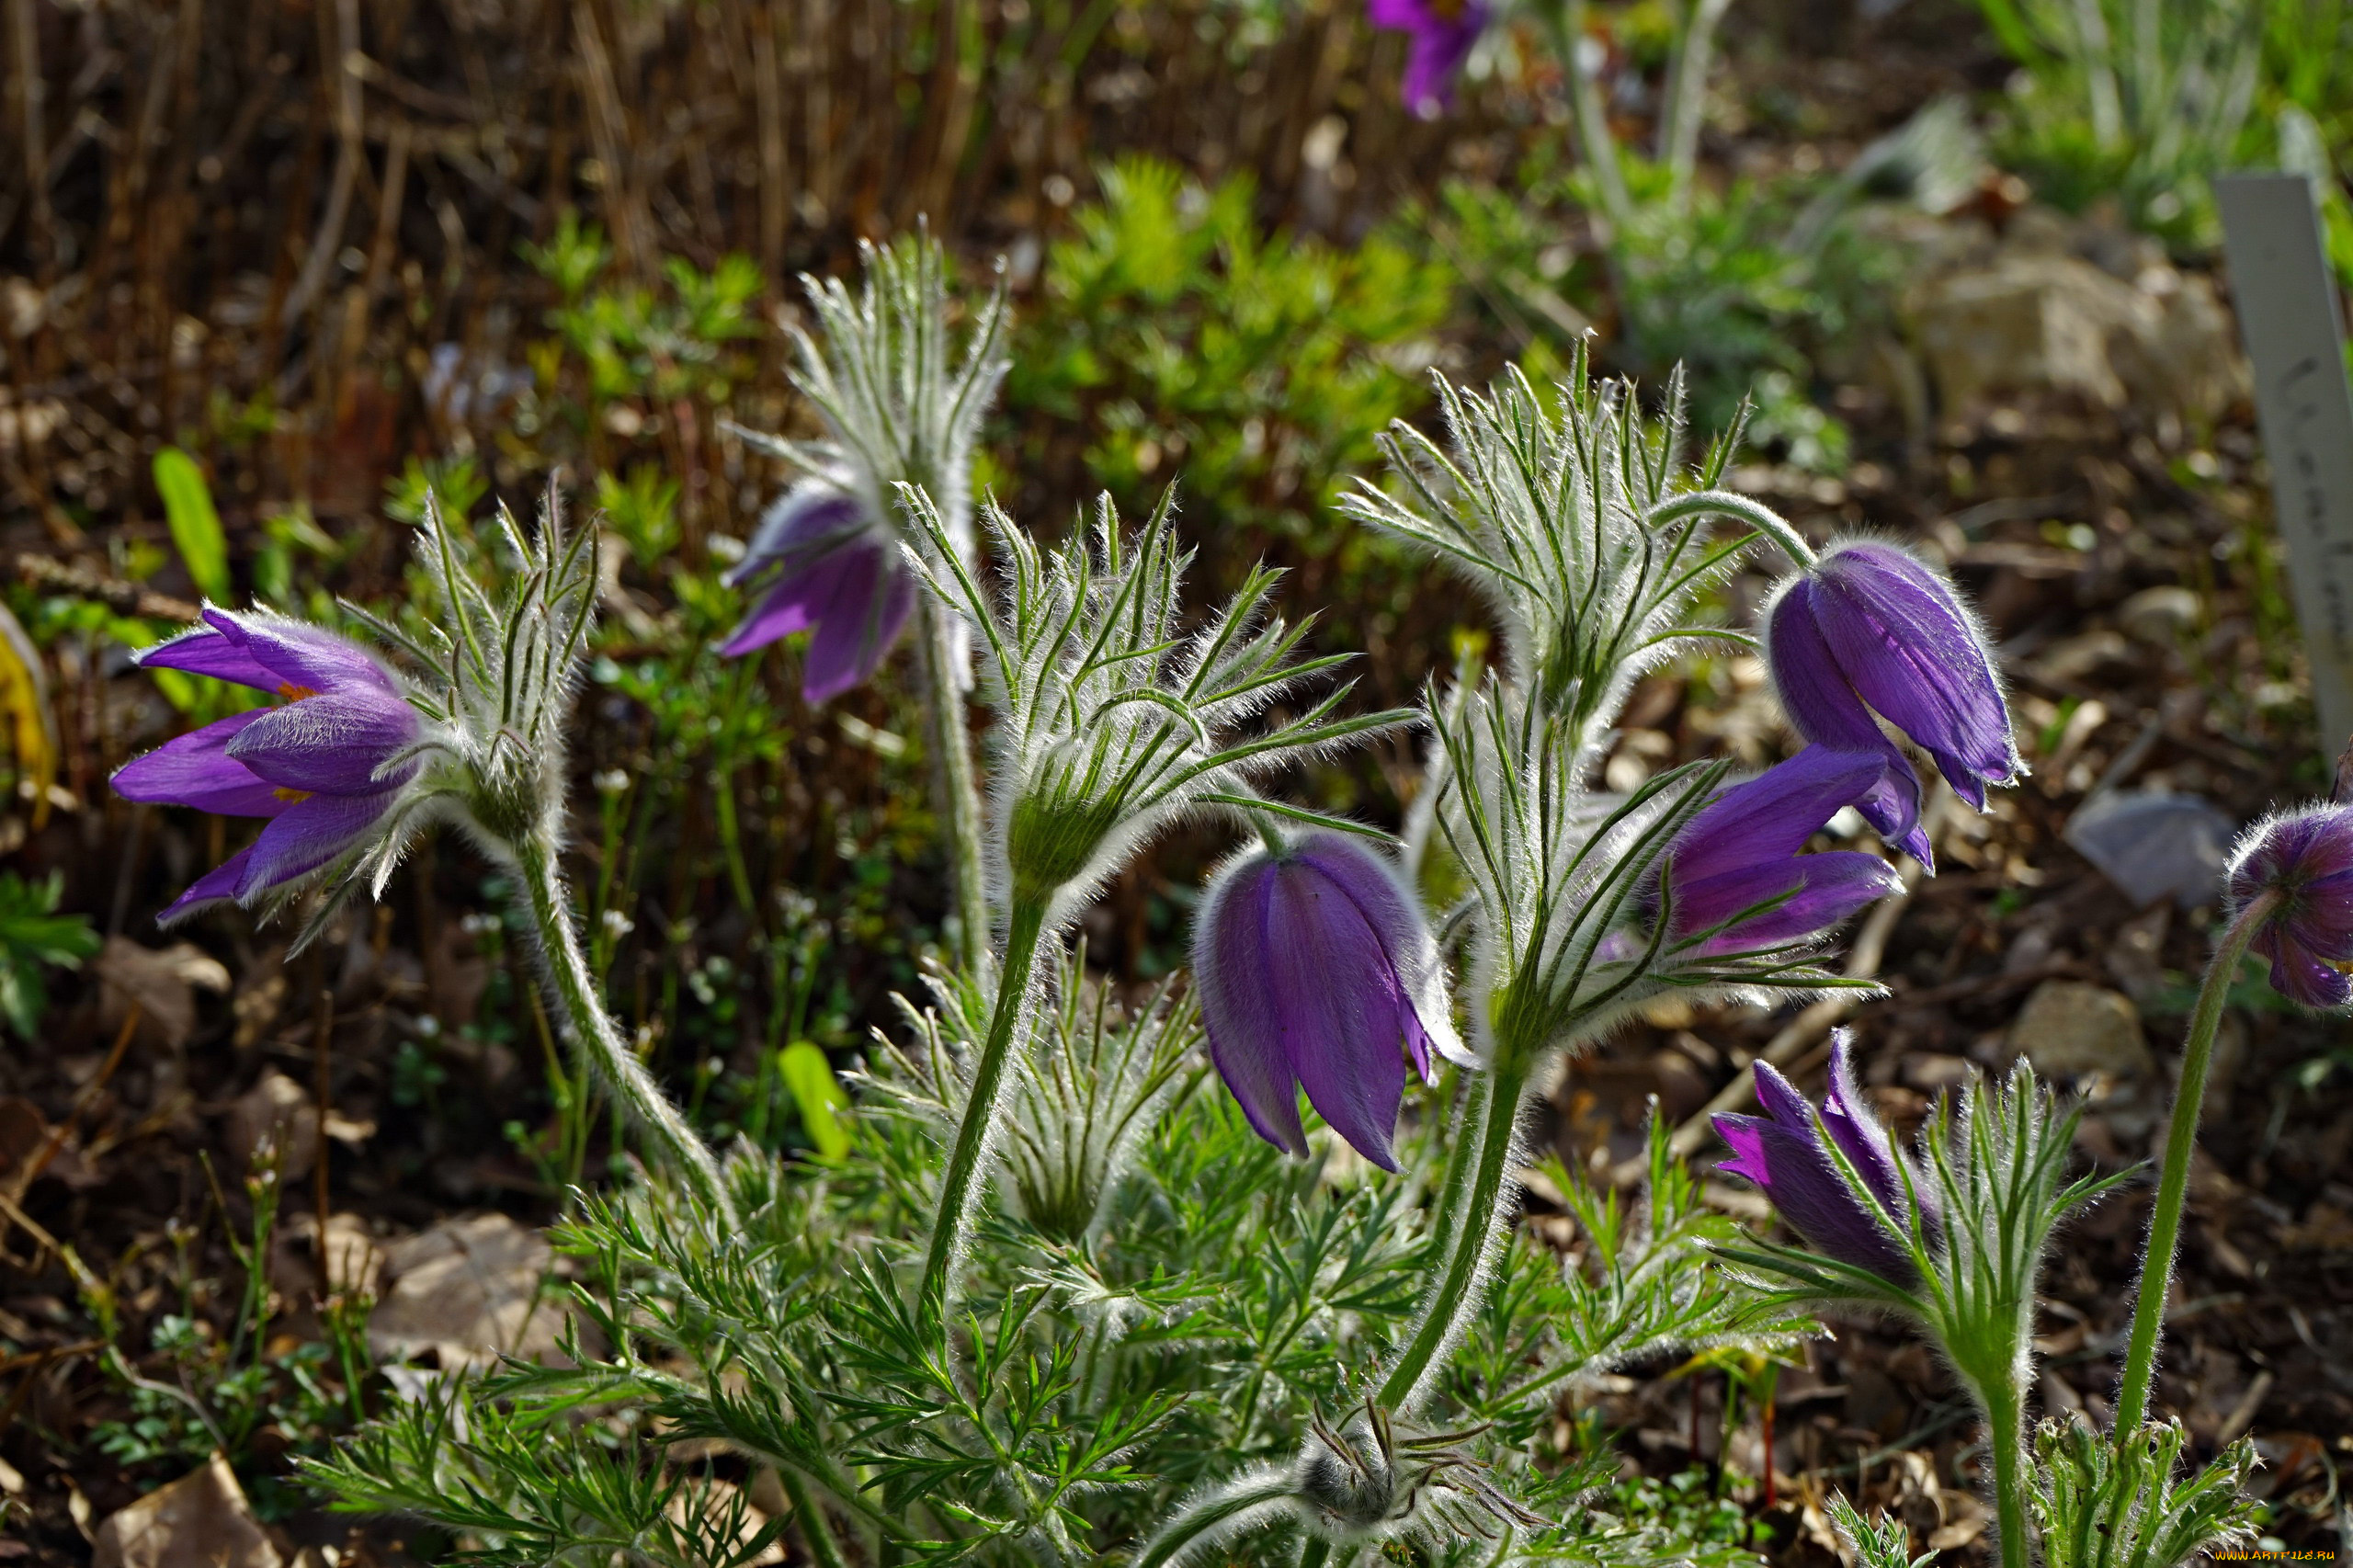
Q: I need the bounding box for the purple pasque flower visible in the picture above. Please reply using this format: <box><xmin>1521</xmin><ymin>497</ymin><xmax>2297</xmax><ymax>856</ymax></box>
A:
<box><xmin>111</xmin><ymin>608</ymin><xmax>421</xmax><ymax>922</ymax></box>
<box><xmin>1713</xmin><ymin>1030</ymin><xmax>1936</xmax><ymax>1285</ymax></box>
<box><xmin>720</xmin><ymin>482</ymin><xmax>916</xmax><ymax>704</ymax></box>
<box><xmin>1369</xmin><ymin>0</ymin><xmax>1487</xmax><ymax>118</ymax></box>
<box><xmin>1194</xmin><ymin>831</ymin><xmax>1472</xmax><ymax>1170</ymax></box>
<box><xmin>2225</xmin><ymin>804</ymin><xmax>2353</xmax><ymax>1007</ymax></box>
<box><xmin>1665</xmin><ymin>747</ymin><xmax>1904</xmax><ymax>955</ymax></box>
<box><xmin>1764</xmin><ymin>540</ymin><xmax>2021</xmax><ymax>866</ymax></box>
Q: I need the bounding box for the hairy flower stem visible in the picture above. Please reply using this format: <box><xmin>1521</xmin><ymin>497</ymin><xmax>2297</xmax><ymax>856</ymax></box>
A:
<box><xmin>1983</xmin><ymin>1374</ymin><xmax>2030</xmax><ymax>1568</ymax></box>
<box><xmin>917</xmin><ymin>896</ymin><xmax>1049</xmax><ymax>1335</ymax></box>
<box><xmin>1379</xmin><ymin>1047</ymin><xmax>1534</xmax><ymax>1414</ymax></box>
<box><xmin>917</xmin><ymin>597</ymin><xmax>991</xmax><ymax>974</ymax></box>
<box><xmin>2112</xmin><ymin>892</ymin><xmax>2274</xmax><ymax>1435</ymax></box>
<box><xmin>1643</xmin><ymin>491</ymin><xmax>1819</xmax><ymax>570</ymax></box>
<box><xmin>513</xmin><ymin>833</ymin><xmax>737</xmax><ymax>1229</ymax></box>
<box><xmin>778</xmin><ymin>1467</ymin><xmax>850</xmax><ymax>1568</ymax></box>
<box><xmin>1131</xmin><ymin>1471</ymin><xmax>1297</xmax><ymax>1568</ymax></box>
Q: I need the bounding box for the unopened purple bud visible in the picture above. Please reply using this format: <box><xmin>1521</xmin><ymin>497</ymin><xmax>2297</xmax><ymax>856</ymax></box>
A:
<box><xmin>721</xmin><ymin>483</ymin><xmax>915</xmax><ymax>704</ymax></box>
<box><xmin>1666</xmin><ymin>747</ymin><xmax>1904</xmax><ymax>955</ymax></box>
<box><xmin>1193</xmin><ymin>832</ymin><xmax>1472</xmax><ymax>1170</ymax></box>
<box><xmin>1367</xmin><ymin>0</ymin><xmax>1486</xmax><ymax>118</ymax></box>
<box><xmin>1712</xmin><ymin>1031</ymin><xmax>1935</xmax><ymax>1284</ymax></box>
<box><xmin>2225</xmin><ymin>804</ymin><xmax>2353</xmax><ymax>1008</ymax></box>
<box><xmin>1764</xmin><ymin>540</ymin><xmax>2021</xmax><ymax>864</ymax></box>
<box><xmin>112</xmin><ymin>608</ymin><xmax>420</xmax><ymax>920</ymax></box>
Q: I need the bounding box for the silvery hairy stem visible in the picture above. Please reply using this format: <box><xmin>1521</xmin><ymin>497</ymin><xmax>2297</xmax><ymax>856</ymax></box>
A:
<box><xmin>1131</xmin><ymin>1470</ymin><xmax>1298</xmax><ymax>1568</ymax></box>
<box><xmin>1984</xmin><ymin>1374</ymin><xmax>2030</xmax><ymax>1568</ymax></box>
<box><xmin>915</xmin><ymin>894</ymin><xmax>1048</xmax><ymax>1335</ymax></box>
<box><xmin>1377</xmin><ymin>1042</ymin><xmax>1530</xmax><ymax>1414</ymax></box>
<box><xmin>512</xmin><ymin>830</ymin><xmax>737</xmax><ymax>1230</ymax></box>
<box><xmin>2111</xmin><ymin>892</ymin><xmax>2274</xmax><ymax>1435</ymax></box>
<box><xmin>915</xmin><ymin>597</ymin><xmax>992</xmax><ymax>972</ymax></box>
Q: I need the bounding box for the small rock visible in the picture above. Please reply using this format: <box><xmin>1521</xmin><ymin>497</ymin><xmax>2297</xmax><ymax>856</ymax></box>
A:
<box><xmin>1904</xmin><ymin>247</ymin><xmax>2246</xmax><ymax>430</ymax></box>
<box><xmin>1899</xmin><ymin>1052</ymin><xmax>1975</xmax><ymax>1093</ymax></box>
<box><xmin>2066</xmin><ymin>790</ymin><xmax>2236</xmax><ymax>908</ymax></box>
<box><xmin>91</xmin><ymin>1452</ymin><xmax>282</xmax><ymax>1568</ymax></box>
<box><xmin>2009</xmin><ymin>981</ymin><xmax>2154</xmax><ymax>1083</ymax></box>
<box><xmin>2117</xmin><ymin>585</ymin><xmax>2202</xmax><ymax>644</ymax></box>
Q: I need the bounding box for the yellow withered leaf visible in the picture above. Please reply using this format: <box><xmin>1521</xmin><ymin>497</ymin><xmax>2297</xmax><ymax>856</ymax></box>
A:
<box><xmin>0</xmin><ymin>602</ymin><xmax>59</xmax><ymax>829</ymax></box>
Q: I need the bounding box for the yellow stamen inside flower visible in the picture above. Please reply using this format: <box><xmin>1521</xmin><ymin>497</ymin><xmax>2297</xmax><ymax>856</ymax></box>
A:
<box><xmin>273</xmin><ymin>788</ymin><xmax>313</xmax><ymax>804</ymax></box>
<box><xmin>277</xmin><ymin>682</ymin><xmax>319</xmax><ymax>701</ymax></box>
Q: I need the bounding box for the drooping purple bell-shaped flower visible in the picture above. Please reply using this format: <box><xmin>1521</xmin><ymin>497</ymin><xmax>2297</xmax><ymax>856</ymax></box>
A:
<box><xmin>2224</xmin><ymin>804</ymin><xmax>2353</xmax><ymax>1007</ymax></box>
<box><xmin>1665</xmin><ymin>747</ymin><xmax>1904</xmax><ymax>955</ymax></box>
<box><xmin>1764</xmin><ymin>540</ymin><xmax>2021</xmax><ymax>866</ymax></box>
<box><xmin>1194</xmin><ymin>832</ymin><xmax>1472</xmax><ymax>1170</ymax></box>
<box><xmin>1368</xmin><ymin>0</ymin><xmax>1487</xmax><ymax>118</ymax></box>
<box><xmin>111</xmin><ymin>608</ymin><xmax>421</xmax><ymax>921</ymax></box>
<box><xmin>720</xmin><ymin>483</ymin><xmax>916</xmax><ymax>704</ymax></box>
<box><xmin>1713</xmin><ymin>1031</ymin><xmax>1936</xmax><ymax>1285</ymax></box>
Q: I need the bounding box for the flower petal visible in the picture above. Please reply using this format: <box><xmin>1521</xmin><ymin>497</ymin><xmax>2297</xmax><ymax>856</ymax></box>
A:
<box><xmin>800</xmin><ymin>542</ymin><xmax>916</xmax><ymax>705</ymax></box>
<box><xmin>111</xmin><ymin>711</ymin><xmax>290</xmax><ymax>817</ymax></box>
<box><xmin>1677</xmin><ymin>851</ymin><xmax>1900</xmax><ymax>954</ymax></box>
<box><xmin>1264</xmin><ymin>858</ymin><xmax>1411</xmax><ymax>1171</ymax></box>
<box><xmin>720</xmin><ymin>578</ymin><xmax>820</xmax><ymax>658</ymax></box>
<box><xmin>1765</xmin><ymin>583</ymin><xmax>1930</xmax><ymax>863</ymax></box>
<box><xmin>1195</xmin><ymin>854</ymin><xmax>1311</xmax><ymax>1158</ymax></box>
<box><xmin>1370</xmin><ymin>0</ymin><xmax>1486</xmax><ymax>115</ymax></box>
<box><xmin>725</xmin><ymin>486</ymin><xmax>869</xmax><ymax>588</ymax></box>
<box><xmin>1290</xmin><ymin>834</ymin><xmax>1472</xmax><ymax>1073</ymax></box>
<box><xmin>225</xmin><ymin>687</ymin><xmax>420</xmax><ymax>795</ymax></box>
<box><xmin>1676</xmin><ymin>747</ymin><xmax>1891</xmax><ymax>886</ymax></box>
<box><xmin>158</xmin><ymin>847</ymin><xmax>258</xmax><ymax>925</ymax></box>
<box><xmin>1725</xmin><ymin>1065</ymin><xmax>1915</xmax><ymax>1283</ymax></box>
<box><xmin>235</xmin><ymin>791</ymin><xmax>398</xmax><ymax>899</ymax></box>
<box><xmin>2262</xmin><ymin>929</ymin><xmax>2352</xmax><ymax>1009</ymax></box>
<box><xmin>1811</xmin><ymin>542</ymin><xmax>2018</xmax><ymax>807</ymax></box>
<box><xmin>207</xmin><ymin>608</ymin><xmax>401</xmax><ymax>700</ymax></box>
<box><xmin>1819</xmin><ymin>1032</ymin><xmax>1911</xmax><ymax>1217</ymax></box>
<box><xmin>1711</xmin><ymin>1112</ymin><xmax>1773</xmax><ymax>1187</ymax></box>
<box><xmin>135</xmin><ymin>617</ymin><xmax>278</xmax><ymax>691</ymax></box>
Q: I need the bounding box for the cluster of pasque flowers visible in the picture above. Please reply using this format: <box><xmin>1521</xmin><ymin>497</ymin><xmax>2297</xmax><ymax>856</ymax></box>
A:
<box><xmin>1189</xmin><ymin>515</ymin><xmax>2018</xmax><ymax>1176</ymax></box>
<box><xmin>109</xmin><ymin>230</ymin><xmax>2312</xmax><ymax>1565</ymax></box>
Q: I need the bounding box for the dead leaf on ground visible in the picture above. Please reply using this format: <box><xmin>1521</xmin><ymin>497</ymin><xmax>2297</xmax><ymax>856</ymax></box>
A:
<box><xmin>225</xmin><ymin>1073</ymin><xmax>318</xmax><ymax>1180</ymax></box>
<box><xmin>96</xmin><ymin>937</ymin><xmax>231</xmax><ymax>1051</ymax></box>
<box><xmin>1927</xmin><ymin>1492</ymin><xmax>1988</xmax><ymax>1551</ymax></box>
<box><xmin>90</xmin><ymin>1451</ymin><xmax>282</xmax><ymax>1568</ymax></box>
<box><xmin>268</xmin><ymin>1212</ymin><xmax>385</xmax><ymax>1301</ymax></box>
<box><xmin>369</xmin><ymin>1212</ymin><xmax>563</xmax><ymax>1369</ymax></box>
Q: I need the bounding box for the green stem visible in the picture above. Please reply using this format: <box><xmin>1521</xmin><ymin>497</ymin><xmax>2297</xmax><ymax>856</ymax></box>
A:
<box><xmin>1132</xmin><ymin>1472</ymin><xmax>1297</xmax><ymax>1568</ymax></box>
<box><xmin>1378</xmin><ymin>1051</ymin><xmax>1531</xmax><ymax>1415</ymax></box>
<box><xmin>2112</xmin><ymin>893</ymin><xmax>2272</xmax><ymax>1435</ymax></box>
<box><xmin>1543</xmin><ymin>0</ymin><xmax>1633</xmax><ymax>235</ymax></box>
<box><xmin>778</xmin><ymin>1465</ymin><xmax>851</xmax><ymax>1568</ymax></box>
<box><xmin>1644</xmin><ymin>490</ymin><xmax>1819</xmax><ymax>570</ymax></box>
<box><xmin>917</xmin><ymin>896</ymin><xmax>1050</xmax><ymax>1335</ymax></box>
<box><xmin>1984</xmin><ymin>1374</ymin><xmax>2031</xmax><ymax>1568</ymax></box>
<box><xmin>514</xmin><ymin>831</ymin><xmax>737</xmax><ymax>1229</ymax></box>
<box><xmin>918</xmin><ymin>596</ymin><xmax>992</xmax><ymax>973</ymax></box>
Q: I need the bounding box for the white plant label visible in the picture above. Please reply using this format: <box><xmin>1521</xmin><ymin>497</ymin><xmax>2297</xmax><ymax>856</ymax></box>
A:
<box><xmin>2218</xmin><ymin>174</ymin><xmax>2353</xmax><ymax>757</ymax></box>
